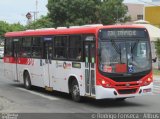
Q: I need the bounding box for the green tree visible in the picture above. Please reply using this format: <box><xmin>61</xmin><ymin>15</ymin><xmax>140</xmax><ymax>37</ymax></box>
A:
<box><xmin>0</xmin><ymin>21</ymin><xmax>10</xmax><ymax>39</ymax></box>
<box><xmin>0</xmin><ymin>21</ymin><xmax>24</xmax><ymax>39</ymax></box>
<box><xmin>10</xmin><ymin>23</ymin><xmax>25</xmax><ymax>32</ymax></box>
<box><xmin>97</xmin><ymin>0</ymin><xmax>130</xmax><ymax>24</ymax></box>
<box><xmin>47</xmin><ymin>0</ymin><xmax>98</xmax><ymax>27</ymax></box>
<box><xmin>26</xmin><ymin>16</ymin><xmax>54</xmax><ymax>29</ymax></box>
<box><xmin>47</xmin><ymin>0</ymin><xmax>129</xmax><ymax>27</ymax></box>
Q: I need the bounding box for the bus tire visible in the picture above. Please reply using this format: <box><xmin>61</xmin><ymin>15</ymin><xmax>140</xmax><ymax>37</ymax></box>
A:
<box><xmin>24</xmin><ymin>72</ymin><xmax>32</xmax><ymax>90</ymax></box>
<box><xmin>71</xmin><ymin>80</ymin><xmax>81</xmax><ymax>102</ymax></box>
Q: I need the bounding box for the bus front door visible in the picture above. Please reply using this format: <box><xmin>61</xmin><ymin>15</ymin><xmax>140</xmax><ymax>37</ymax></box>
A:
<box><xmin>84</xmin><ymin>42</ymin><xmax>96</xmax><ymax>96</ymax></box>
<box><xmin>13</xmin><ymin>39</ymin><xmax>20</xmax><ymax>82</ymax></box>
<box><xmin>43</xmin><ymin>39</ymin><xmax>53</xmax><ymax>90</ymax></box>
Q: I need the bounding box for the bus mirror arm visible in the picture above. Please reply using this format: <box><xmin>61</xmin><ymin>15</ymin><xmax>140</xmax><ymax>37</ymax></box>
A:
<box><xmin>152</xmin><ymin>57</ymin><xmax>157</xmax><ymax>63</ymax></box>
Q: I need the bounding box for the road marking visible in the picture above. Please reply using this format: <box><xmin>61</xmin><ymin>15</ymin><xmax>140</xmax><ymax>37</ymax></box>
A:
<box><xmin>16</xmin><ymin>88</ymin><xmax>59</xmax><ymax>101</ymax></box>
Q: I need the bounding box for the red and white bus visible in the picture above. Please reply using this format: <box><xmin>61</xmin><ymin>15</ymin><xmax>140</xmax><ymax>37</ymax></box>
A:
<box><xmin>4</xmin><ymin>25</ymin><xmax>153</xmax><ymax>101</ymax></box>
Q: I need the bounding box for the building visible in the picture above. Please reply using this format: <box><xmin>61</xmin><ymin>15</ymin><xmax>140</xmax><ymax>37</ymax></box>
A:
<box><xmin>124</xmin><ymin>2</ymin><xmax>160</xmax><ymax>28</ymax></box>
<box><xmin>144</xmin><ymin>5</ymin><xmax>160</xmax><ymax>28</ymax></box>
<box><xmin>125</xmin><ymin>3</ymin><xmax>144</xmax><ymax>22</ymax></box>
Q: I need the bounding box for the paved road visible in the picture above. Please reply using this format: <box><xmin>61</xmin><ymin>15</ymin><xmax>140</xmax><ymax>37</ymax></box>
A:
<box><xmin>0</xmin><ymin>60</ymin><xmax>160</xmax><ymax>115</ymax></box>
<box><xmin>153</xmin><ymin>75</ymin><xmax>160</xmax><ymax>94</ymax></box>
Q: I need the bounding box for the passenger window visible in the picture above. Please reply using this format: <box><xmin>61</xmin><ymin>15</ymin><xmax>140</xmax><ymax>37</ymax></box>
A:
<box><xmin>68</xmin><ymin>35</ymin><xmax>82</xmax><ymax>60</ymax></box>
<box><xmin>54</xmin><ymin>36</ymin><xmax>67</xmax><ymax>59</ymax></box>
<box><xmin>5</xmin><ymin>38</ymin><xmax>13</xmax><ymax>56</ymax></box>
<box><xmin>21</xmin><ymin>37</ymin><xmax>32</xmax><ymax>57</ymax></box>
<box><xmin>32</xmin><ymin>37</ymin><xmax>43</xmax><ymax>58</ymax></box>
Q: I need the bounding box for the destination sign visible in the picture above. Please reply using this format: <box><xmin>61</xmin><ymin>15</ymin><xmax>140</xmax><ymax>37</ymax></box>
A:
<box><xmin>44</xmin><ymin>37</ymin><xmax>52</xmax><ymax>41</ymax></box>
<box><xmin>99</xmin><ymin>29</ymin><xmax>147</xmax><ymax>40</ymax></box>
<box><xmin>107</xmin><ymin>30</ymin><xmax>137</xmax><ymax>37</ymax></box>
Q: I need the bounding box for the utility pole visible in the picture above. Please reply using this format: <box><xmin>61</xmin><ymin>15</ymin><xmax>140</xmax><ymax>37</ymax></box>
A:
<box><xmin>35</xmin><ymin>0</ymin><xmax>38</xmax><ymax>20</ymax></box>
<box><xmin>30</xmin><ymin>0</ymin><xmax>39</xmax><ymax>22</ymax></box>
<box><xmin>26</xmin><ymin>0</ymin><xmax>39</xmax><ymax>24</ymax></box>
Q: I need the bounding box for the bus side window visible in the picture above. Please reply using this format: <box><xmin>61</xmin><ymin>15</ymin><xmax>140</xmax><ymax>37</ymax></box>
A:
<box><xmin>68</xmin><ymin>35</ymin><xmax>82</xmax><ymax>61</ymax></box>
<box><xmin>21</xmin><ymin>37</ymin><xmax>32</xmax><ymax>58</ymax></box>
<box><xmin>13</xmin><ymin>38</ymin><xmax>21</xmax><ymax>57</ymax></box>
<box><xmin>5</xmin><ymin>38</ymin><xmax>13</xmax><ymax>57</ymax></box>
<box><xmin>54</xmin><ymin>36</ymin><xmax>67</xmax><ymax>59</ymax></box>
<box><xmin>32</xmin><ymin>37</ymin><xmax>43</xmax><ymax>58</ymax></box>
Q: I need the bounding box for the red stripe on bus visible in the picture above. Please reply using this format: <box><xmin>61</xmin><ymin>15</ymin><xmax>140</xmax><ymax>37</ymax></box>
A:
<box><xmin>3</xmin><ymin>57</ymin><xmax>34</xmax><ymax>65</ymax></box>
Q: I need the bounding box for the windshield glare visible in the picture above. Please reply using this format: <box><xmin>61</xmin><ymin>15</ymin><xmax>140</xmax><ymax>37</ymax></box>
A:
<box><xmin>99</xmin><ymin>40</ymin><xmax>151</xmax><ymax>74</ymax></box>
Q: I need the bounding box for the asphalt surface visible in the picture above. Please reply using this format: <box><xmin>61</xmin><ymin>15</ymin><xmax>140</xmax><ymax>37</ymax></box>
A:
<box><xmin>0</xmin><ymin>59</ymin><xmax>160</xmax><ymax>118</ymax></box>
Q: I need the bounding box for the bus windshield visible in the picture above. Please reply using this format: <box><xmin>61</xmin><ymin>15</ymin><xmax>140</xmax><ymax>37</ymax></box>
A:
<box><xmin>98</xmin><ymin>28</ymin><xmax>151</xmax><ymax>74</ymax></box>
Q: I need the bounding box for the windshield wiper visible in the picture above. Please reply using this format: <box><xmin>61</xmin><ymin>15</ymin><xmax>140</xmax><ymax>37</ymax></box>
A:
<box><xmin>130</xmin><ymin>39</ymin><xmax>140</xmax><ymax>60</ymax></box>
<box><xmin>131</xmin><ymin>39</ymin><xmax>140</xmax><ymax>54</ymax></box>
<box><xmin>110</xmin><ymin>39</ymin><xmax>122</xmax><ymax>63</ymax></box>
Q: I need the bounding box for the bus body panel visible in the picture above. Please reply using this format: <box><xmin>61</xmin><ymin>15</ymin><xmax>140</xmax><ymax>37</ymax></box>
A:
<box><xmin>4</xmin><ymin>62</ymin><xmax>14</xmax><ymax>81</ymax></box>
<box><xmin>30</xmin><ymin>59</ymin><xmax>44</xmax><ymax>87</ymax></box>
<box><xmin>48</xmin><ymin>61</ymin><xmax>86</xmax><ymax>95</ymax></box>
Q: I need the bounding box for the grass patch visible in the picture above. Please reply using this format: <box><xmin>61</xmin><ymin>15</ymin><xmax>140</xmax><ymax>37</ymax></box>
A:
<box><xmin>153</xmin><ymin>69</ymin><xmax>160</xmax><ymax>76</ymax></box>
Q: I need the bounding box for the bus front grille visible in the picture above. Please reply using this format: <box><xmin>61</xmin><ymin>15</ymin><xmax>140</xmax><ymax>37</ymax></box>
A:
<box><xmin>109</xmin><ymin>75</ymin><xmax>144</xmax><ymax>82</ymax></box>
<box><xmin>117</xmin><ymin>89</ymin><xmax>137</xmax><ymax>94</ymax></box>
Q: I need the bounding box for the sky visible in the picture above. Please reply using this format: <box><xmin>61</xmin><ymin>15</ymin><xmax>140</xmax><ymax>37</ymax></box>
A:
<box><xmin>0</xmin><ymin>0</ymin><xmax>48</xmax><ymax>25</ymax></box>
<box><xmin>0</xmin><ymin>0</ymin><xmax>157</xmax><ymax>25</ymax></box>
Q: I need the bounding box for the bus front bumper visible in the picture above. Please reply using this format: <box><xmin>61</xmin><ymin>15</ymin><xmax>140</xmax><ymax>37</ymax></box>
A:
<box><xmin>95</xmin><ymin>82</ymin><xmax>153</xmax><ymax>99</ymax></box>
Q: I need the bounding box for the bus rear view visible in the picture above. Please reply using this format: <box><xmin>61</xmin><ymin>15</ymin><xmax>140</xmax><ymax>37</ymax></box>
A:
<box><xmin>96</xmin><ymin>27</ymin><xmax>152</xmax><ymax>100</ymax></box>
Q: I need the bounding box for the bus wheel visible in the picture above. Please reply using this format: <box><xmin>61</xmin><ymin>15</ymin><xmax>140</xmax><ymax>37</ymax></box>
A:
<box><xmin>24</xmin><ymin>72</ymin><xmax>32</xmax><ymax>90</ymax></box>
<box><xmin>71</xmin><ymin>80</ymin><xmax>81</xmax><ymax>102</ymax></box>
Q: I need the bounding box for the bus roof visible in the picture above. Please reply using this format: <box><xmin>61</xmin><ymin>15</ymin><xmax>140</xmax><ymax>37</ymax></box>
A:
<box><xmin>5</xmin><ymin>25</ymin><xmax>146</xmax><ymax>38</ymax></box>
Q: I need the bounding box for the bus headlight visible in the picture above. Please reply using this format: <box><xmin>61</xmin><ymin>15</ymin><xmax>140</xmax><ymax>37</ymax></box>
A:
<box><xmin>147</xmin><ymin>78</ymin><xmax>151</xmax><ymax>82</ymax></box>
<box><xmin>143</xmin><ymin>77</ymin><xmax>153</xmax><ymax>86</ymax></box>
<box><xmin>100</xmin><ymin>79</ymin><xmax>111</xmax><ymax>88</ymax></box>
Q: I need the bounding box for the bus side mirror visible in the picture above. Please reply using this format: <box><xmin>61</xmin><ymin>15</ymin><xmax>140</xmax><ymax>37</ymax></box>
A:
<box><xmin>152</xmin><ymin>57</ymin><xmax>157</xmax><ymax>63</ymax></box>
